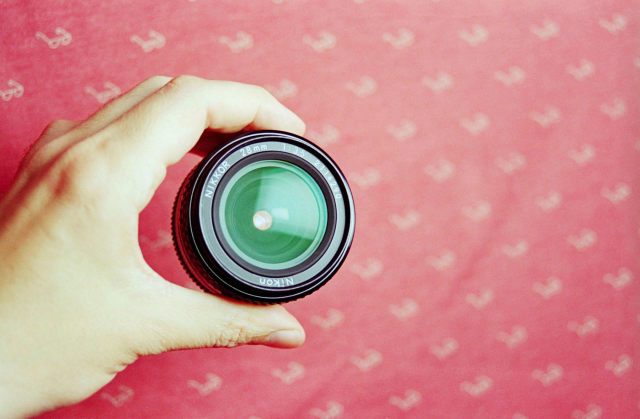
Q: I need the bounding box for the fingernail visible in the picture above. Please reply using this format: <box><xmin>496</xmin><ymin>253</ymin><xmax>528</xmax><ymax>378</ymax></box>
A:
<box><xmin>266</xmin><ymin>330</ymin><xmax>304</xmax><ymax>348</ymax></box>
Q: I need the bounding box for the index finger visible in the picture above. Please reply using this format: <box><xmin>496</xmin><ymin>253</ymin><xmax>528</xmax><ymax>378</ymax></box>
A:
<box><xmin>94</xmin><ymin>76</ymin><xmax>306</xmax><ymax>210</ymax></box>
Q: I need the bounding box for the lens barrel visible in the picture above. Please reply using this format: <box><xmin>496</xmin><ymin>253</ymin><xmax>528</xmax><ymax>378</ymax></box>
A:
<box><xmin>172</xmin><ymin>130</ymin><xmax>355</xmax><ymax>304</ymax></box>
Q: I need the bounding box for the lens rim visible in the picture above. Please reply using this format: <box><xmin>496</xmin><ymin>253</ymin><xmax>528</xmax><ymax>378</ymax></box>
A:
<box><xmin>174</xmin><ymin>130</ymin><xmax>355</xmax><ymax>304</ymax></box>
<box><xmin>212</xmin><ymin>152</ymin><xmax>337</xmax><ymax>277</ymax></box>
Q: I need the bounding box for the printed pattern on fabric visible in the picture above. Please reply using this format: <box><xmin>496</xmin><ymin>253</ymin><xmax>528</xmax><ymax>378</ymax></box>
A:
<box><xmin>0</xmin><ymin>1</ymin><xmax>638</xmax><ymax>418</ymax></box>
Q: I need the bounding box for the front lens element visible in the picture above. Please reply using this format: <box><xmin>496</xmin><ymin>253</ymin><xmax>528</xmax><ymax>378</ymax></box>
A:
<box><xmin>219</xmin><ymin>160</ymin><xmax>328</xmax><ymax>271</ymax></box>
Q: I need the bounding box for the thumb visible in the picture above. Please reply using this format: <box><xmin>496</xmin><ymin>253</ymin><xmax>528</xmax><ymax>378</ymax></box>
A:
<box><xmin>135</xmin><ymin>282</ymin><xmax>306</xmax><ymax>355</ymax></box>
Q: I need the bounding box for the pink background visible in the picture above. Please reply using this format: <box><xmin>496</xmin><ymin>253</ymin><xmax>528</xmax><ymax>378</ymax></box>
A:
<box><xmin>1</xmin><ymin>1</ymin><xmax>639</xmax><ymax>418</ymax></box>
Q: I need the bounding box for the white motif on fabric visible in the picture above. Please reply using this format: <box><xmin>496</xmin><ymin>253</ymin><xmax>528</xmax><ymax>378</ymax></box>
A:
<box><xmin>386</xmin><ymin>119</ymin><xmax>417</xmax><ymax>141</ymax></box>
<box><xmin>350</xmin><ymin>258</ymin><xmax>383</xmax><ymax>280</ymax></box>
<box><xmin>271</xmin><ymin>362</ymin><xmax>305</xmax><ymax>384</ymax></box>
<box><xmin>100</xmin><ymin>386</ymin><xmax>134</xmax><ymax>407</ymax></box>
<box><xmin>465</xmin><ymin>289</ymin><xmax>494</xmax><ymax>309</ymax></box>
<box><xmin>264</xmin><ymin>79</ymin><xmax>298</xmax><ymax>101</ymax></box>
<box><xmin>389</xmin><ymin>299</ymin><xmax>419</xmax><ymax>320</ymax></box>
<box><xmin>310</xmin><ymin>401</ymin><xmax>344</xmax><ymax>419</ymax></box>
<box><xmin>600</xmin><ymin>98</ymin><xmax>626</xmax><ymax>120</ymax></box>
<box><xmin>599</xmin><ymin>14</ymin><xmax>627</xmax><ymax>34</ymax></box>
<box><xmin>572</xmin><ymin>404</ymin><xmax>602</xmax><ymax>419</ymax></box>
<box><xmin>389</xmin><ymin>389</ymin><xmax>421</xmax><ymax>411</ymax></box>
<box><xmin>382</xmin><ymin>28</ymin><xmax>414</xmax><ymax>50</ymax></box>
<box><xmin>345</xmin><ymin>76</ymin><xmax>377</xmax><ymax>97</ymax></box>
<box><xmin>497</xmin><ymin>326</ymin><xmax>528</xmax><ymax>348</ymax></box>
<box><xmin>533</xmin><ymin>277</ymin><xmax>562</xmax><ymax>299</ymax></box>
<box><xmin>462</xmin><ymin>200</ymin><xmax>492</xmax><ymax>221</ymax></box>
<box><xmin>530</xmin><ymin>19</ymin><xmax>560</xmax><ymax>40</ymax></box>
<box><xmin>502</xmin><ymin>240</ymin><xmax>529</xmax><ymax>259</ymax></box>
<box><xmin>139</xmin><ymin>230</ymin><xmax>172</xmax><ymax>250</ymax></box>
<box><xmin>303</xmin><ymin>31</ymin><xmax>336</xmax><ymax>52</ymax></box>
<box><xmin>130</xmin><ymin>30</ymin><xmax>165</xmax><ymax>52</ymax></box>
<box><xmin>0</xmin><ymin>80</ymin><xmax>24</xmax><ymax>101</ymax></box>
<box><xmin>494</xmin><ymin>66</ymin><xmax>526</xmax><ymax>86</ymax></box>
<box><xmin>567</xmin><ymin>229</ymin><xmax>597</xmax><ymax>251</ymax></box>
<box><xmin>430</xmin><ymin>338</ymin><xmax>459</xmax><ymax>360</ymax></box>
<box><xmin>536</xmin><ymin>191</ymin><xmax>562</xmax><ymax>213</ymax></box>
<box><xmin>427</xmin><ymin>250</ymin><xmax>456</xmax><ymax>272</ymax></box>
<box><xmin>187</xmin><ymin>373</ymin><xmax>222</xmax><ymax>395</ymax></box>
<box><xmin>566</xmin><ymin>60</ymin><xmax>595</xmax><ymax>81</ymax></box>
<box><xmin>460</xmin><ymin>375</ymin><xmax>493</xmax><ymax>397</ymax></box>
<box><xmin>530</xmin><ymin>106</ymin><xmax>561</xmax><ymax>127</ymax></box>
<box><xmin>567</xmin><ymin>316</ymin><xmax>599</xmax><ymax>338</ymax></box>
<box><xmin>35</xmin><ymin>28</ymin><xmax>72</xmax><ymax>49</ymax></box>
<box><xmin>459</xmin><ymin>25</ymin><xmax>488</xmax><ymax>46</ymax></box>
<box><xmin>389</xmin><ymin>210</ymin><xmax>420</xmax><ymax>231</ymax></box>
<box><xmin>601</xmin><ymin>183</ymin><xmax>630</xmax><ymax>204</ymax></box>
<box><xmin>307</xmin><ymin>125</ymin><xmax>340</xmax><ymax>147</ymax></box>
<box><xmin>351</xmin><ymin>349</ymin><xmax>383</xmax><ymax>372</ymax></box>
<box><xmin>349</xmin><ymin>168</ymin><xmax>380</xmax><ymax>189</ymax></box>
<box><xmin>496</xmin><ymin>152</ymin><xmax>526</xmax><ymax>175</ymax></box>
<box><xmin>422</xmin><ymin>72</ymin><xmax>453</xmax><ymax>93</ymax></box>
<box><xmin>311</xmin><ymin>309</ymin><xmax>344</xmax><ymax>330</ymax></box>
<box><xmin>460</xmin><ymin>113</ymin><xmax>490</xmax><ymax>135</ymax></box>
<box><xmin>219</xmin><ymin>31</ymin><xmax>253</xmax><ymax>53</ymax></box>
<box><xmin>532</xmin><ymin>364</ymin><xmax>563</xmax><ymax>386</ymax></box>
<box><xmin>603</xmin><ymin>268</ymin><xmax>633</xmax><ymax>290</ymax></box>
<box><xmin>568</xmin><ymin>144</ymin><xmax>596</xmax><ymax>166</ymax></box>
<box><xmin>424</xmin><ymin>159</ymin><xmax>455</xmax><ymax>183</ymax></box>
<box><xmin>85</xmin><ymin>82</ymin><xmax>121</xmax><ymax>104</ymax></box>
<box><xmin>605</xmin><ymin>354</ymin><xmax>632</xmax><ymax>377</ymax></box>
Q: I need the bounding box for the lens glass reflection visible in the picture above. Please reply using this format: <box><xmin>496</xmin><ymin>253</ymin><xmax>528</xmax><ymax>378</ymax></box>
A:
<box><xmin>219</xmin><ymin>160</ymin><xmax>327</xmax><ymax>270</ymax></box>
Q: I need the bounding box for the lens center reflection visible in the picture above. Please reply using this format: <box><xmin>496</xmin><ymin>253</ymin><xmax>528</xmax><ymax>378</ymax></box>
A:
<box><xmin>253</xmin><ymin>210</ymin><xmax>273</xmax><ymax>231</ymax></box>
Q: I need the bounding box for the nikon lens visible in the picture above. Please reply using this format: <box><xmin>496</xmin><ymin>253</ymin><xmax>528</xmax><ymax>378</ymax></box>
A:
<box><xmin>172</xmin><ymin>130</ymin><xmax>355</xmax><ymax>304</ymax></box>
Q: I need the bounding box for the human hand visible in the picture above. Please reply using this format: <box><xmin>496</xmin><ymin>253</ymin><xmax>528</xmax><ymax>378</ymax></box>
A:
<box><xmin>0</xmin><ymin>76</ymin><xmax>307</xmax><ymax>419</ymax></box>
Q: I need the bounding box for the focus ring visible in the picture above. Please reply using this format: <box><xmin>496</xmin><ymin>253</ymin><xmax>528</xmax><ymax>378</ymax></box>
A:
<box><xmin>172</xmin><ymin>164</ymin><xmax>217</xmax><ymax>294</ymax></box>
<box><xmin>172</xmin><ymin>162</ymin><xmax>276</xmax><ymax>304</ymax></box>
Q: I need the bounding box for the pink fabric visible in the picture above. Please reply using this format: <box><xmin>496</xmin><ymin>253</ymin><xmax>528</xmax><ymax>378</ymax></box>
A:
<box><xmin>1</xmin><ymin>1</ymin><xmax>639</xmax><ymax>418</ymax></box>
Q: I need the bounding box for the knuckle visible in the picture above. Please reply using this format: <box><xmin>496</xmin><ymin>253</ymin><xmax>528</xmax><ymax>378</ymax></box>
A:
<box><xmin>213</xmin><ymin>311</ymin><xmax>259</xmax><ymax>348</ymax></box>
<box><xmin>214</xmin><ymin>325</ymin><xmax>254</xmax><ymax>348</ymax></box>
<box><xmin>143</xmin><ymin>75</ymin><xmax>172</xmax><ymax>89</ymax></box>
<box><xmin>19</xmin><ymin>125</ymin><xmax>77</xmax><ymax>177</ymax></box>
<box><xmin>166</xmin><ymin>75</ymin><xmax>201</xmax><ymax>92</ymax></box>
<box><xmin>25</xmin><ymin>141</ymin><xmax>62</xmax><ymax>170</ymax></box>
<box><xmin>42</xmin><ymin>119</ymin><xmax>76</xmax><ymax>136</ymax></box>
<box><xmin>250</xmin><ymin>84</ymin><xmax>274</xmax><ymax>101</ymax></box>
<box><xmin>48</xmin><ymin>138</ymin><xmax>108</xmax><ymax>201</ymax></box>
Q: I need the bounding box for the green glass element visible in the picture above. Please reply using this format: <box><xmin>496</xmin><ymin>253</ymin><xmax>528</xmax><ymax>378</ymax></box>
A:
<box><xmin>219</xmin><ymin>160</ymin><xmax>328</xmax><ymax>270</ymax></box>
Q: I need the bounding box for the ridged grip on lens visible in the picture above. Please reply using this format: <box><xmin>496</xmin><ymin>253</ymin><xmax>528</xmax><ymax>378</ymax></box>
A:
<box><xmin>172</xmin><ymin>162</ymin><xmax>260</xmax><ymax>302</ymax></box>
<box><xmin>172</xmin><ymin>163</ymin><xmax>222</xmax><ymax>295</ymax></box>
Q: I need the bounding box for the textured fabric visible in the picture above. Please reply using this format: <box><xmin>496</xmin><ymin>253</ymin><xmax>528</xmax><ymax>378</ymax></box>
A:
<box><xmin>1</xmin><ymin>1</ymin><xmax>639</xmax><ymax>418</ymax></box>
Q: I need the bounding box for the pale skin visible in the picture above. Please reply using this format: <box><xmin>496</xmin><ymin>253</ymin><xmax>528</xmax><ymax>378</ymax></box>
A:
<box><xmin>0</xmin><ymin>76</ymin><xmax>307</xmax><ymax>419</ymax></box>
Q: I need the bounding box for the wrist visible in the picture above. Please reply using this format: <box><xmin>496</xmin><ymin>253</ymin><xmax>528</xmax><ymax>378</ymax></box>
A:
<box><xmin>0</xmin><ymin>348</ymin><xmax>47</xmax><ymax>418</ymax></box>
<box><xmin>0</xmin><ymin>380</ymin><xmax>39</xmax><ymax>419</ymax></box>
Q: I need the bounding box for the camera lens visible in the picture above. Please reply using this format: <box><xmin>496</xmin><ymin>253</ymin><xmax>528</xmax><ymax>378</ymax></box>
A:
<box><xmin>172</xmin><ymin>130</ymin><xmax>355</xmax><ymax>304</ymax></box>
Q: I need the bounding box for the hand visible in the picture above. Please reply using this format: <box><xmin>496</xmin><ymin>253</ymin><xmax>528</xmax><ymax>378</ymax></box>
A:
<box><xmin>0</xmin><ymin>76</ymin><xmax>307</xmax><ymax>419</ymax></box>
